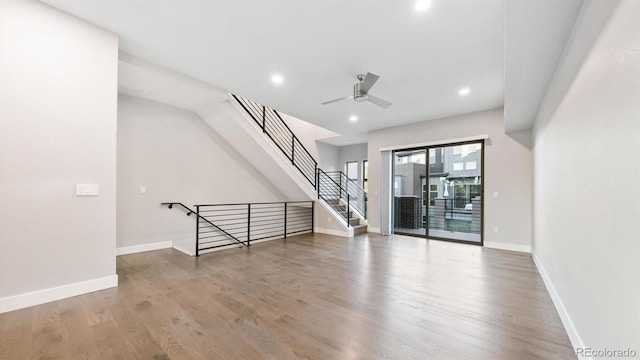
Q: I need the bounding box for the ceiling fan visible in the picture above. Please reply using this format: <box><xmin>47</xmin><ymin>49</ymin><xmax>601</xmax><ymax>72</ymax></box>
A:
<box><xmin>322</xmin><ymin>72</ymin><xmax>392</xmax><ymax>108</ymax></box>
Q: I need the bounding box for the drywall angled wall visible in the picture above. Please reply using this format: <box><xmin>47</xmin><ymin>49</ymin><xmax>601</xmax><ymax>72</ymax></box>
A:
<box><xmin>0</xmin><ymin>1</ymin><xmax>118</xmax><ymax>312</ymax></box>
<box><xmin>117</xmin><ymin>95</ymin><xmax>287</xmax><ymax>254</ymax></box>
<box><xmin>279</xmin><ymin>113</ymin><xmax>338</xmax><ymax>161</ymax></box>
<box><xmin>532</xmin><ymin>0</ymin><xmax>639</xmax><ymax>353</ymax></box>
<box><xmin>367</xmin><ymin>108</ymin><xmax>533</xmax><ymax>251</ymax></box>
<box><xmin>202</xmin><ymin>99</ymin><xmax>315</xmax><ymax>201</ymax></box>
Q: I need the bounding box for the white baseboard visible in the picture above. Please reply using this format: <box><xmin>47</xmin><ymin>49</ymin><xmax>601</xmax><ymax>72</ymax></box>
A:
<box><xmin>315</xmin><ymin>227</ymin><xmax>351</xmax><ymax>238</ymax></box>
<box><xmin>0</xmin><ymin>275</ymin><xmax>118</xmax><ymax>314</ymax></box>
<box><xmin>533</xmin><ymin>254</ymin><xmax>586</xmax><ymax>359</ymax></box>
<box><xmin>172</xmin><ymin>243</ymin><xmax>196</xmax><ymax>256</ymax></box>
<box><xmin>484</xmin><ymin>241</ymin><xmax>532</xmax><ymax>253</ymax></box>
<box><xmin>116</xmin><ymin>241</ymin><xmax>173</xmax><ymax>256</ymax></box>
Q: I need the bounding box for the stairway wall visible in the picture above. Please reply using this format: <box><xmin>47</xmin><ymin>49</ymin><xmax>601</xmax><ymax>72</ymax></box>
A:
<box><xmin>117</xmin><ymin>95</ymin><xmax>286</xmax><ymax>255</ymax></box>
<box><xmin>198</xmin><ymin>100</ymin><xmax>314</xmax><ymax>200</ymax></box>
<box><xmin>118</xmin><ymin>54</ymin><xmax>353</xmax><ymax>238</ymax></box>
<box><xmin>199</xmin><ymin>99</ymin><xmax>351</xmax><ymax>237</ymax></box>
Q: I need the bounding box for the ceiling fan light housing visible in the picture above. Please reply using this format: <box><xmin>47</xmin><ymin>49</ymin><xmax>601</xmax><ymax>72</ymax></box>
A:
<box><xmin>353</xmin><ymin>83</ymin><xmax>368</xmax><ymax>102</ymax></box>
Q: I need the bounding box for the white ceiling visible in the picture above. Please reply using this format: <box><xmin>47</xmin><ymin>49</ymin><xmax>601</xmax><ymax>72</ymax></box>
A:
<box><xmin>41</xmin><ymin>0</ymin><xmax>583</xmax><ymax>142</ymax></box>
<box><xmin>504</xmin><ymin>0</ymin><xmax>583</xmax><ymax>133</ymax></box>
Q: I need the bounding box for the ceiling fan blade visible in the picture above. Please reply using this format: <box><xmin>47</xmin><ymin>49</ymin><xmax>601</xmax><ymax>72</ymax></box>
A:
<box><xmin>321</xmin><ymin>95</ymin><xmax>353</xmax><ymax>105</ymax></box>
<box><xmin>367</xmin><ymin>95</ymin><xmax>392</xmax><ymax>108</ymax></box>
<box><xmin>359</xmin><ymin>72</ymin><xmax>380</xmax><ymax>93</ymax></box>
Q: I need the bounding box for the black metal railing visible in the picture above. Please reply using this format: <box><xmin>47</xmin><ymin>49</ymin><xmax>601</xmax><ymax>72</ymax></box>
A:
<box><xmin>323</xmin><ymin>171</ymin><xmax>366</xmax><ymax>219</ymax></box>
<box><xmin>317</xmin><ymin>169</ymin><xmax>351</xmax><ymax>226</ymax></box>
<box><xmin>231</xmin><ymin>94</ymin><xmax>317</xmax><ymax>189</ymax></box>
<box><xmin>195</xmin><ymin>201</ymin><xmax>314</xmax><ymax>255</ymax></box>
<box><xmin>161</xmin><ymin>202</ymin><xmax>246</xmax><ymax>248</ymax></box>
<box><xmin>164</xmin><ymin>201</ymin><xmax>314</xmax><ymax>255</ymax></box>
<box><xmin>230</xmin><ymin>94</ymin><xmax>368</xmax><ymax>224</ymax></box>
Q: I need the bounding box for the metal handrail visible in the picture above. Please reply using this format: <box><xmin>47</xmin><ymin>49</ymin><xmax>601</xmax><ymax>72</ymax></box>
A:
<box><xmin>163</xmin><ymin>201</ymin><xmax>314</xmax><ymax>256</ymax></box>
<box><xmin>195</xmin><ymin>200</ymin><xmax>313</xmax><ymax>207</ymax></box>
<box><xmin>231</xmin><ymin>94</ymin><xmax>318</xmax><ymax>189</ymax></box>
<box><xmin>195</xmin><ymin>201</ymin><xmax>314</xmax><ymax>255</ymax></box>
<box><xmin>230</xmin><ymin>94</ymin><xmax>368</xmax><ymax>225</ymax></box>
<box><xmin>317</xmin><ymin>169</ymin><xmax>352</xmax><ymax>227</ymax></box>
<box><xmin>323</xmin><ymin>171</ymin><xmax>367</xmax><ymax>219</ymax></box>
<box><xmin>161</xmin><ymin>202</ymin><xmax>245</xmax><ymax>247</ymax></box>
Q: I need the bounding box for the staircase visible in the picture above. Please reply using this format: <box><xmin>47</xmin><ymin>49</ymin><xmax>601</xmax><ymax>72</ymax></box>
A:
<box><xmin>230</xmin><ymin>94</ymin><xmax>367</xmax><ymax>234</ymax></box>
<box><xmin>324</xmin><ymin>199</ymin><xmax>368</xmax><ymax>235</ymax></box>
<box><xmin>317</xmin><ymin>168</ymin><xmax>367</xmax><ymax>233</ymax></box>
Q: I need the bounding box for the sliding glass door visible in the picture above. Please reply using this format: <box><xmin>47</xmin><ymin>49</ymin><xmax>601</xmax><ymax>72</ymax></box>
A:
<box><xmin>392</xmin><ymin>149</ymin><xmax>427</xmax><ymax>236</ymax></box>
<box><xmin>427</xmin><ymin>142</ymin><xmax>482</xmax><ymax>243</ymax></box>
<box><xmin>392</xmin><ymin>141</ymin><xmax>483</xmax><ymax>244</ymax></box>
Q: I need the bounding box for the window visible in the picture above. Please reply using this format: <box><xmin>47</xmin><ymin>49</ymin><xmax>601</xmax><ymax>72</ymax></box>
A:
<box><xmin>394</xmin><ymin>175</ymin><xmax>402</xmax><ymax>196</ymax></box>
<box><xmin>346</xmin><ymin>161</ymin><xmax>358</xmax><ymax>181</ymax></box>
<box><xmin>362</xmin><ymin>160</ymin><xmax>368</xmax><ymax>191</ymax></box>
<box><xmin>427</xmin><ymin>184</ymin><xmax>438</xmax><ymax>205</ymax></box>
<box><xmin>465</xmin><ymin>161</ymin><xmax>477</xmax><ymax>170</ymax></box>
<box><xmin>453</xmin><ymin>162</ymin><xmax>463</xmax><ymax>171</ymax></box>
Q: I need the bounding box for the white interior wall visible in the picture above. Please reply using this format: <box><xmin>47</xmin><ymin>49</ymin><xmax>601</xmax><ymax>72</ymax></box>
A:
<box><xmin>532</xmin><ymin>0</ymin><xmax>639</xmax><ymax>352</ymax></box>
<box><xmin>367</xmin><ymin>108</ymin><xmax>533</xmax><ymax>251</ymax></box>
<box><xmin>117</xmin><ymin>95</ymin><xmax>288</xmax><ymax>254</ymax></box>
<box><xmin>316</xmin><ymin>142</ymin><xmax>340</xmax><ymax>172</ymax></box>
<box><xmin>338</xmin><ymin>143</ymin><xmax>368</xmax><ymax>186</ymax></box>
<box><xmin>0</xmin><ymin>1</ymin><xmax>118</xmax><ymax>312</ymax></box>
<box><xmin>279</xmin><ymin>113</ymin><xmax>337</xmax><ymax>161</ymax></box>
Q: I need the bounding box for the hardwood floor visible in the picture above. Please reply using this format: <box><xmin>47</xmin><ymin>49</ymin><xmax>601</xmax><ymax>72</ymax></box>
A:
<box><xmin>0</xmin><ymin>233</ymin><xmax>576</xmax><ymax>359</ymax></box>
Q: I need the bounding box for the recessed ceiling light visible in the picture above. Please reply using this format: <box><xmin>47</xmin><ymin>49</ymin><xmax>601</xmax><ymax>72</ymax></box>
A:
<box><xmin>458</xmin><ymin>87</ymin><xmax>471</xmax><ymax>96</ymax></box>
<box><xmin>271</xmin><ymin>74</ymin><xmax>284</xmax><ymax>85</ymax></box>
<box><xmin>349</xmin><ymin>115</ymin><xmax>358</xmax><ymax>122</ymax></box>
<box><xmin>415</xmin><ymin>0</ymin><xmax>432</xmax><ymax>12</ymax></box>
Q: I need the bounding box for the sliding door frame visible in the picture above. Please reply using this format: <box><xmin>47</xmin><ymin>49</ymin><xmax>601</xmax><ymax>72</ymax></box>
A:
<box><xmin>391</xmin><ymin>139</ymin><xmax>484</xmax><ymax>246</ymax></box>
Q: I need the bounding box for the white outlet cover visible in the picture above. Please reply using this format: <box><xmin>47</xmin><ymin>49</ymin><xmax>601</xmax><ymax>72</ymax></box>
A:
<box><xmin>140</xmin><ymin>186</ymin><xmax>147</xmax><ymax>194</ymax></box>
<box><xmin>76</xmin><ymin>184</ymin><xmax>99</xmax><ymax>196</ymax></box>
<box><xmin>493</xmin><ymin>191</ymin><xmax>499</xmax><ymax>198</ymax></box>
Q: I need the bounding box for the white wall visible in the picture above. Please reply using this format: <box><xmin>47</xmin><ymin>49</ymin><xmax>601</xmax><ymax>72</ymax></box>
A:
<box><xmin>367</xmin><ymin>109</ymin><xmax>533</xmax><ymax>251</ymax></box>
<box><xmin>532</xmin><ymin>0</ymin><xmax>639</xmax><ymax>353</ymax></box>
<box><xmin>117</xmin><ymin>95</ymin><xmax>287</xmax><ymax>254</ymax></box>
<box><xmin>0</xmin><ymin>1</ymin><xmax>118</xmax><ymax>311</ymax></box>
<box><xmin>280</xmin><ymin>113</ymin><xmax>338</xmax><ymax>161</ymax></box>
<box><xmin>316</xmin><ymin>141</ymin><xmax>339</xmax><ymax>172</ymax></box>
<box><xmin>338</xmin><ymin>143</ymin><xmax>368</xmax><ymax>186</ymax></box>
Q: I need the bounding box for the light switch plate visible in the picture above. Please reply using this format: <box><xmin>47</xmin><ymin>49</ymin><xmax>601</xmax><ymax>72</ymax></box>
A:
<box><xmin>76</xmin><ymin>184</ymin><xmax>99</xmax><ymax>196</ymax></box>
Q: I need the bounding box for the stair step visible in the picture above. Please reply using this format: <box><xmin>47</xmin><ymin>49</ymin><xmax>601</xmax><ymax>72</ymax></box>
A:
<box><xmin>349</xmin><ymin>218</ymin><xmax>360</xmax><ymax>226</ymax></box>
<box><xmin>353</xmin><ymin>224</ymin><xmax>368</xmax><ymax>235</ymax></box>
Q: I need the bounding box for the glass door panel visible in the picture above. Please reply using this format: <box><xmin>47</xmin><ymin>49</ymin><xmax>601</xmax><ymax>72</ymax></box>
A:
<box><xmin>427</xmin><ymin>143</ymin><xmax>482</xmax><ymax>243</ymax></box>
<box><xmin>392</xmin><ymin>149</ymin><xmax>427</xmax><ymax>236</ymax></box>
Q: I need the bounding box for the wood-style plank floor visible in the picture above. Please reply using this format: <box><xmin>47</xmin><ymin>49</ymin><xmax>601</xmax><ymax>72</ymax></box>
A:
<box><xmin>0</xmin><ymin>233</ymin><xmax>576</xmax><ymax>359</ymax></box>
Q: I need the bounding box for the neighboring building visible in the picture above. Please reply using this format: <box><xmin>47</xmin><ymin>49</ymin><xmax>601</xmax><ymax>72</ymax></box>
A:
<box><xmin>395</xmin><ymin>143</ymin><xmax>481</xmax><ymax>208</ymax></box>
